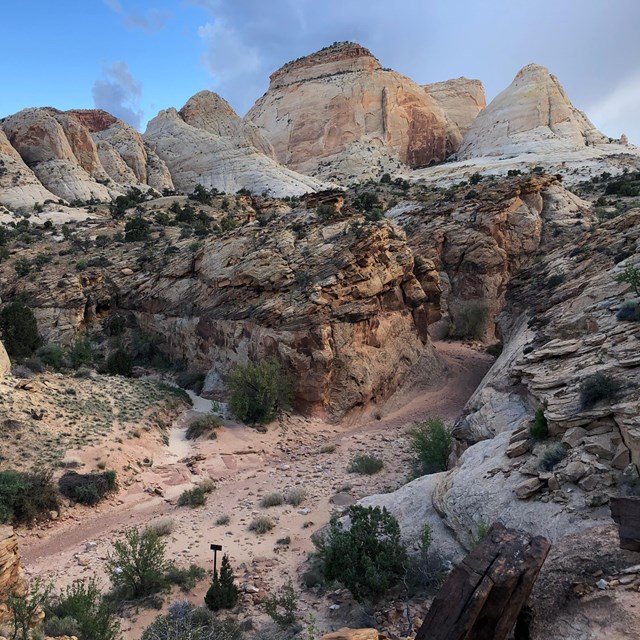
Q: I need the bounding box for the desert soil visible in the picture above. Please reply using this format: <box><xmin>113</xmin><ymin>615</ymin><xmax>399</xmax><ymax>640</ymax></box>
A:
<box><xmin>18</xmin><ymin>340</ymin><xmax>492</xmax><ymax>638</ymax></box>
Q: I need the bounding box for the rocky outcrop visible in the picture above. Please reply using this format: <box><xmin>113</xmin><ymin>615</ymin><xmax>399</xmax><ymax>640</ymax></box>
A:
<box><xmin>7</xmin><ymin>207</ymin><xmax>436</xmax><ymax>417</ymax></box>
<box><xmin>2</xmin><ymin>108</ymin><xmax>113</xmax><ymax>202</ymax></box>
<box><xmin>321</xmin><ymin>631</ymin><xmax>380</xmax><ymax>640</ymax></box>
<box><xmin>457</xmin><ymin>64</ymin><xmax>609</xmax><ymax>159</ymax></box>
<box><xmin>610</xmin><ymin>497</ymin><xmax>640</xmax><ymax>551</ymax></box>
<box><xmin>423</xmin><ymin>77</ymin><xmax>486</xmax><ymax>137</ymax></box>
<box><xmin>0</xmin><ymin>127</ymin><xmax>59</xmax><ymax>210</ymax></box>
<box><xmin>0</xmin><ymin>526</ymin><xmax>27</xmax><ymax>625</ymax></box>
<box><xmin>247</xmin><ymin>42</ymin><xmax>461</xmax><ymax>181</ymax></box>
<box><xmin>179</xmin><ymin>90</ymin><xmax>275</xmax><ymax>158</ymax></box>
<box><xmin>0</xmin><ymin>341</ymin><xmax>9</xmax><ymax>377</ymax></box>
<box><xmin>415</xmin><ymin>523</ymin><xmax>550</xmax><ymax>640</ymax></box>
<box><xmin>144</xmin><ymin>103</ymin><xmax>327</xmax><ymax>197</ymax></box>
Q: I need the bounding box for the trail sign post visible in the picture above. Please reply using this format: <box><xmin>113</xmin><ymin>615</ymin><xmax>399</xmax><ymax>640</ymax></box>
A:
<box><xmin>210</xmin><ymin>543</ymin><xmax>223</xmax><ymax>577</ymax></box>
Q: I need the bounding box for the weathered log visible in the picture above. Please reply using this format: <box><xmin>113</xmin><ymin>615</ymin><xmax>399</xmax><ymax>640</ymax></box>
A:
<box><xmin>610</xmin><ymin>496</ymin><xmax>640</xmax><ymax>551</ymax></box>
<box><xmin>415</xmin><ymin>522</ymin><xmax>550</xmax><ymax>640</ymax></box>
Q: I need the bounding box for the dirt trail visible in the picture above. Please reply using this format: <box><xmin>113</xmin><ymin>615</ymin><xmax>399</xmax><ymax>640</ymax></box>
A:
<box><xmin>20</xmin><ymin>341</ymin><xmax>492</xmax><ymax>637</ymax></box>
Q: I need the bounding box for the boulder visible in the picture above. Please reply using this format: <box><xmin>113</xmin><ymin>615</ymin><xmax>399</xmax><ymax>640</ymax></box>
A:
<box><xmin>321</xmin><ymin>630</ymin><xmax>379</xmax><ymax>640</ymax></box>
<box><xmin>610</xmin><ymin>497</ymin><xmax>640</xmax><ymax>551</ymax></box>
<box><xmin>0</xmin><ymin>341</ymin><xmax>9</xmax><ymax>377</ymax></box>
<box><xmin>415</xmin><ymin>523</ymin><xmax>550</xmax><ymax>640</ymax></box>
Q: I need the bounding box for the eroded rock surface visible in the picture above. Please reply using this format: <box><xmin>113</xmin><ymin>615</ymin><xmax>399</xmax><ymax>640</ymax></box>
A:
<box><xmin>0</xmin><ymin>526</ymin><xmax>27</xmax><ymax>625</ymax></box>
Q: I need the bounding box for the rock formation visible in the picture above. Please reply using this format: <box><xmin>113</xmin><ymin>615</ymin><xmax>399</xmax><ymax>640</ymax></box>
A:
<box><xmin>0</xmin><ymin>341</ymin><xmax>9</xmax><ymax>377</ymax></box>
<box><xmin>610</xmin><ymin>497</ymin><xmax>640</xmax><ymax>551</ymax></box>
<box><xmin>0</xmin><ymin>526</ymin><xmax>27</xmax><ymax>625</ymax></box>
<box><xmin>415</xmin><ymin>523</ymin><xmax>550</xmax><ymax>640</ymax></box>
<box><xmin>144</xmin><ymin>95</ymin><xmax>327</xmax><ymax>197</ymax></box>
<box><xmin>423</xmin><ymin>77</ymin><xmax>486</xmax><ymax>137</ymax></box>
<box><xmin>247</xmin><ymin>42</ymin><xmax>461</xmax><ymax>181</ymax></box>
<box><xmin>2</xmin><ymin>108</ymin><xmax>113</xmax><ymax>202</ymax></box>
<box><xmin>457</xmin><ymin>64</ymin><xmax>609</xmax><ymax>159</ymax></box>
<box><xmin>0</xmin><ymin>127</ymin><xmax>59</xmax><ymax>210</ymax></box>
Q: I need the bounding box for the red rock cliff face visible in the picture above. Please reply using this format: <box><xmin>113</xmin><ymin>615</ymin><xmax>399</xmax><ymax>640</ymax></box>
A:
<box><xmin>67</xmin><ymin>109</ymin><xmax>118</xmax><ymax>133</ymax></box>
<box><xmin>247</xmin><ymin>42</ymin><xmax>461</xmax><ymax>178</ymax></box>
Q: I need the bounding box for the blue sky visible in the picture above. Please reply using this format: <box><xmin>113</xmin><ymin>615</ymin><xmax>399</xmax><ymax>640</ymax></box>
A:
<box><xmin>2</xmin><ymin>1</ymin><xmax>639</xmax><ymax>142</ymax></box>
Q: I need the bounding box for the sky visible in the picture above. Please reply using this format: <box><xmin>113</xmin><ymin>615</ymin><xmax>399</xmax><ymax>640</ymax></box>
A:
<box><xmin>1</xmin><ymin>0</ymin><xmax>639</xmax><ymax>142</ymax></box>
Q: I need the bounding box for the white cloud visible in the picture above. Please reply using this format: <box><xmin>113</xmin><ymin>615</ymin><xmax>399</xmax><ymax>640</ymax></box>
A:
<box><xmin>103</xmin><ymin>0</ymin><xmax>170</xmax><ymax>33</ymax></box>
<box><xmin>588</xmin><ymin>73</ymin><xmax>640</xmax><ymax>144</ymax></box>
<box><xmin>92</xmin><ymin>61</ymin><xmax>144</xmax><ymax>129</ymax></box>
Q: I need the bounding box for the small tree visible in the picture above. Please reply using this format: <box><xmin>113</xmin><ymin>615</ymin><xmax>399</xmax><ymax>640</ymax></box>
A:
<box><xmin>229</xmin><ymin>357</ymin><xmax>293</xmax><ymax>424</ymax></box>
<box><xmin>0</xmin><ymin>301</ymin><xmax>41</xmax><ymax>358</ymax></box>
<box><xmin>314</xmin><ymin>505</ymin><xmax>408</xmax><ymax>602</ymax></box>
<box><xmin>264</xmin><ymin>579</ymin><xmax>298</xmax><ymax>627</ymax></box>
<box><xmin>204</xmin><ymin>554</ymin><xmax>238</xmax><ymax>611</ymax></box>
<box><xmin>106</xmin><ymin>348</ymin><xmax>133</xmax><ymax>377</ymax></box>
<box><xmin>106</xmin><ymin>528</ymin><xmax>169</xmax><ymax>599</ymax></box>
<box><xmin>409</xmin><ymin>418</ymin><xmax>452</xmax><ymax>475</ymax></box>
<box><xmin>45</xmin><ymin>577</ymin><xmax>120</xmax><ymax>640</ymax></box>
<box><xmin>618</xmin><ymin>264</ymin><xmax>640</xmax><ymax>296</ymax></box>
<box><xmin>125</xmin><ymin>217</ymin><xmax>151</xmax><ymax>242</ymax></box>
<box><xmin>8</xmin><ymin>578</ymin><xmax>51</xmax><ymax>640</ymax></box>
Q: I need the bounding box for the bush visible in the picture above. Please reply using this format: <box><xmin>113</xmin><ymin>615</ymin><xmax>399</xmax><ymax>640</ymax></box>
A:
<box><xmin>106</xmin><ymin>527</ymin><xmax>170</xmax><ymax>600</ymax></box>
<box><xmin>260</xmin><ymin>493</ymin><xmax>284</xmax><ymax>508</ymax></box>
<box><xmin>68</xmin><ymin>339</ymin><xmax>94</xmax><ymax>368</ymax></box>
<box><xmin>146</xmin><ymin>518</ymin><xmax>175</xmax><ymax>537</ymax></box>
<box><xmin>204</xmin><ymin>554</ymin><xmax>239</xmax><ymax>611</ymax></box>
<box><xmin>7</xmin><ymin>577</ymin><xmax>51</xmax><ymax>640</ymax></box>
<box><xmin>580</xmin><ymin>372</ymin><xmax>622</xmax><ymax>409</ymax></box>
<box><xmin>264</xmin><ymin>580</ymin><xmax>298</xmax><ymax>627</ymax></box>
<box><xmin>248</xmin><ymin>515</ymin><xmax>274</xmax><ymax>534</ymax></box>
<box><xmin>177</xmin><ymin>486</ymin><xmax>207</xmax><ymax>508</ymax></box>
<box><xmin>0</xmin><ymin>469</ymin><xmax>59</xmax><ymax>525</ymax></box>
<box><xmin>229</xmin><ymin>357</ymin><xmax>293</xmax><ymax>425</ymax></box>
<box><xmin>142</xmin><ymin>601</ymin><xmax>241</xmax><ymax>640</ymax></box>
<box><xmin>216</xmin><ymin>514</ymin><xmax>230</xmax><ymax>526</ymax></box>
<box><xmin>0</xmin><ymin>301</ymin><xmax>41</xmax><ymax>358</ymax></box>
<box><xmin>105</xmin><ymin>348</ymin><xmax>133</xmax><ymax>377</ymax></box>
<box><xmin>409</xmin><ymin>418</ymin><xmax>452</xmax><ymax>475</ymax></box>
<box><xmin>618</xmin><ymin>264</ymin><xmax>640</xmax><ymax>296</ymax></box>
<box><xmin>284</xmin><ymin>488</ymin><xmax>306</xmax><ymax>506</ymax></box>
<box><xmin>186</xmin><ymin>414</ymin><xmax>222</xmax><ymax>440</ymax></box>
<box><xmin>35</xmin><ymin>343</ymin><xmax>67</xmax><ymax>370</ymax></box>
<box><xmin>314</xmin><ymin>505</ymin><xmax>408</xmax><ymax>602</ymax></box>
<box><xmin>58</xmin><ymin>471</ymin><xmax>117</xmax><ymax>505</ymax></box>
<box><xmin>347</xmin><ymin>454</ymin><xmax>384</xmax><ymax>475</ymax></box>
<box><xmin>617</xmin><ymin>301</ymin><xmax>640</xmax><ymax>321</ymax></box>
<box><xmin>529</xmin><ymin>408</ymin><xmax>549</xmax><ymax>440</ymax></box>
<box><xmin>165</xmin><ymin>563</ymin><xmax>206</xmax><ymax>593</ymax></box>
<box><xmin>538</xmin><ymin>442</ymin><xmax>567</xmax><ymax>471</ymax></box>
<box><xmin>316</xmin><ymin>203</ymin><xmax>339</xmax><ymax>221</ymax></box>
<box><xmin>449</xmin><ymin>301</ymin><xmax>488</xmax><ymax>340</ymax></box>
<box><xmin>124</xmin><ymin>217</ymin><xmax>151</xmax><ymax>242</ymax></box>
<box><xmin>45</xmin><ymin>577</ymin><xmax>120</xmax><ymax>640</ymax></box>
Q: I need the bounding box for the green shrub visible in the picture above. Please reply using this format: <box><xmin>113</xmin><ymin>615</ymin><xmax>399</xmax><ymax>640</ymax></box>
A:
<box><xmin>486</xmin><ymin>342</ymin><xmax>503</xmax><ymax>357</ymax></box>
<box><xmin>177</xmin><ymin>486</ymin><xmax>207</xmax><ymax>508</ymax></box>
<box><xmin>0</xmin><ymin>301</ymin><xmax>41</xmax><ymax>358</ymax></box>
<box><xmin>538</xmin><ymin>443</ymin><xmax>568</xmax><ymax>471</ymax></box>
<box><xmin>284</xmin><ymin>488</ymin><xmax>306</xmax><ymax>506</ymax></box>
<box><xmin>124</xmin><ymin>217</ymin><xmax>151</xmax><ymax>242</ymax></box>
<box><xmin>618</xmin><ymin>264</ymin><xmax>640</xmax><ymax>296</ymax></box>
<box><xmin>165</xmin><ymin>563</ymin><xmax>206</xmax><ymax>593</ymax></box>
<box><xmin>347</xmin><ymin>454</ymin><xmax>384</xmax><ymax>475</ymax></box>
<box><xmin>46</xmin><ymin>577</ymin><xmax>120</xmax><ymax>640</ymax></box>
<box><xmin>229</xmin><ymin>357</ymin><xmax>293</xmax><ymax>425</ymax></box>
<box><xmin>142</xmin><ymin>601</ymin><xmax>241</xmax><ymax>640</ymax></box>
<box><xmin>204</xmin><ymin>554</ymin><xmax>239</xmax><ymax>611</ymax></box>
<box><xmin>314</xmin><ymin>505</ymin><xmax>408</xmax><ymax>602</ymax></box>
<box><xmin>105</xmin><ymin>348</ymin><xmax>133</xmax><ymax>377</ymax></box>
<box><xmin>545</xmin><ymin>273</ymin><xmax>565</xmax><ymax>289</ymax></box>
<box><xmin>68</xmin><ymin>339</ymin><xmax>94</xmax><ymax>368</ymax></box>
<box><xmin>7</xmin><ymin>577</ymin><xmax>51</xmax><ymax>640</ymax></box>
<box><xmin>580</xmin><ymin>372</ymin><xmax>622</xmax><ymax>409</ymax></box>
<box><xmin>248</xmin><ymin>515</ymin><xmax>274</xmax><ymax>534</ymax></box>
<box><xmin>260</xmin><ymin>493</ymin><xmax>284</xmax><ymax>508</ymax></box>
<box><xmin>58</xmin><ymin>471</ymin><xmax>117</xmax><ymax>505</ymax></box>
<box><xmin>215</xmin><ymin>514</ymin><xmax>230</xmax><ymax>526</ymax></box>
<box><xmin>145</xmin><ymin>518</ymin><xmax>175</xmax><ymax>537</ymax></box>
<box><xmin>316</xmin><ymin>203</ymin><xmax>339</xmax><ymax>221</ymax></box>
<box><xmin>186</xmin><ymin>414</ymin><xmax>222</xmax><ymax>440</ymax></box>
<box><xmin>409</xmin><ymin>418</ymin><xmax>452</xmax><ymax>475</ymax></box>
<box><xmin>264</xmin><ymin>580</ymin><xmax>298</xmax><ymax>627</ymax></box>
<box><xmin>617</xmin><ymin>301</ymin><xmax>640</xmax><ymax>322</ymax></box>
<box><xmin>106</xmin><ymin>527</ymin><xmax>170</xmax><ymax>600</ymax></box>
<box><xmin>449</xmin><ymin>301</ymin><xmax>488</xmax><ymax>340</ymax></box>
<box><xmin>529</xmin><ymin>408</ymin><xmax>549</xmax><ymax>440</ymax></box>
<box><xmin>36</xmin><ymin>343</ymin><xmax>67</xmax><ymax>370</ymax></box>
<box><xmin>14</xmin><ymin>257</ymin><xmax>32</xmax><ymax>277</ymax></box>
<box><xmin>0</xmin><ymin>469</ymin><xmax>59</xmax><ymax>525</ymax></box>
